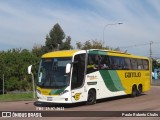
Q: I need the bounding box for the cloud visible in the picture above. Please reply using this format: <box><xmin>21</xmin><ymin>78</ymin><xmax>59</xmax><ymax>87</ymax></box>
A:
<box><xmin>0</xmin><ymin>0</ymin><xmax>160</xmax><ymax>57</ymax></box>
<box><xmin>0</xmin><ymin>1</ymin><xmax>54</xmax><ymax>49</ymax></box>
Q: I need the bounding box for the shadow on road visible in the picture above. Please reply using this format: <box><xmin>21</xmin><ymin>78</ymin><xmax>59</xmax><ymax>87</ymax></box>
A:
<box><xmin>96</xmin><ymin>93</ymin><xmax>146</xmax><ymax>104</ymax></box>
<box><xmin>33</xmin><ymin>94</ymin><xmax>146</xmax><ymax>108</ymax></box>
<box><xmin>34</xmin><ymin>101</ymin><xmax>86</xmax><ymax>108</ymax></box>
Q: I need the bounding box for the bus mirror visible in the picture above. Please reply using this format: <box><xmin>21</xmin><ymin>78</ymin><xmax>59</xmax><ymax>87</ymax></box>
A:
<box><xmin>28</xmin><ymin>65</ymin><xmax>32</xmax><ymax>74</ymax></box>
<box><xmin>66</xmin><ymin>63</ymin><xmax>71</xmax><ymax>74</ymax></box>
<box><xmin>72</xmin><ymin>61</ymin><xmax>78</xmax><ymax>64</ymax></box>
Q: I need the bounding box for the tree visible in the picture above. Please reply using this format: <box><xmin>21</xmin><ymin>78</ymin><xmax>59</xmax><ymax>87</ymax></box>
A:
<box><xmin>152</xmin><ymin>58</ymin><xmax>160</xmax><ymax>70</ymax></box>
<box><xmin>32</xmin><ymin>44</ymin><xmax>44</xmax><ymax>57</ymax></box>
<box><xmin>0</xmin><ymin>48</ymin><xmax>38</xmax><ymax>91</ymax></box>
<box><xmin>59</xmin><ymin>36</ymin><xmax>73</xmax><ymax>50</ymax></box>
<box><xmin>76</xmin><ymin>40</ymin><xmax>124</xmax><ymax>52</ymax></box>
<box><xmin>76</xmin><ymin>40</ymin><xmax>108</xmax><ymax>50</ymax></box>
<box><xmin>45</xmin><ymin>23</ymin><xmax>65</xmax><ymax>52</ymax></box>
<box><xmin>76</xmin><ymin>42</ymin><xmax>82</xmax><ymax>49</ymax></box>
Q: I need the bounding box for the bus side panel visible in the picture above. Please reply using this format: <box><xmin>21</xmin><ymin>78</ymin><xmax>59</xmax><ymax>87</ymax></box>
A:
<box><xmin>117</xmin><ymin>70</ymin><xmax>151</xmax><ymax>94</ymax></box>
<box><xmin>86</xmin><ymin>71</ymin><xmax>126</xmax><ymax>100</ymax></box>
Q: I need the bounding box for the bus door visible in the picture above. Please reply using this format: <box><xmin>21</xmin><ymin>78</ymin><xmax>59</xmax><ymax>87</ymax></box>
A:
<box><xmin>71</xmin><ymin>53</ymin><xmax>87</xmax><ymax>102</ymax></box>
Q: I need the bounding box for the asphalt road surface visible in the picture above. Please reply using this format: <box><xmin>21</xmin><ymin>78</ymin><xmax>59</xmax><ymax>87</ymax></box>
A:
<box><xmin>0</xmin><ymin>86</ymin><xmax>160</xmax><ymax>120</ymax></box>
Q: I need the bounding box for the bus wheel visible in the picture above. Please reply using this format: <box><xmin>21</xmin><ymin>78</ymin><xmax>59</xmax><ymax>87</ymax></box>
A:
<box><xmin>131</xmin><ymin>85</ymin><xmax>137</xmax><ymax>97</ymax></box>
<box><xmin>86</xmin><ymin>89</ymin><xmax>96</xmax><ymax>105</ymax></box>
<box><xmin>137</xmin><ymin>85</ymin><xmax>142</xmax><ymax>96</ymax></box>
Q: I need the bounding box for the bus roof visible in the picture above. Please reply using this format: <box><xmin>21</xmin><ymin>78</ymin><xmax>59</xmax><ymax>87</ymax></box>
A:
<box><xmin>42</xmin><ymin>49</ymin><xmax>149</xmax><ymax>60</ymax></box>
<box><xmin>42</xmin><ymin>50</ymin><xmax>80</xmax><ymax>58</ymax></box>
<box><xmin>88</xmin><ymin>49</ymin><xmax>149</xmax><ymax>59</ymax></box>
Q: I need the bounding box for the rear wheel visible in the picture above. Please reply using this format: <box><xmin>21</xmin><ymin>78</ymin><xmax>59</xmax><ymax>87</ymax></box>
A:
<box><xmin>86</xmin><ymin>89</ymin><xmax>96</xmax><ymax>105</ymax></box>
<box><xmin>137</xmin><ymin>85</ymin><xmax>142</xmax><ymax>96</ymax></box>
<box><xmin>131</xmin><ymin>85</ymin><xmax>137</xmax><ymax>97</ymax></box>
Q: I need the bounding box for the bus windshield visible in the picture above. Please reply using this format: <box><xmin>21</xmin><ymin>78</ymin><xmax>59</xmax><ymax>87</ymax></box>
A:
<box><xmin>37</xmin><ymin>57</ymin><xmax>72</xmax><ymax>88</ymax></box>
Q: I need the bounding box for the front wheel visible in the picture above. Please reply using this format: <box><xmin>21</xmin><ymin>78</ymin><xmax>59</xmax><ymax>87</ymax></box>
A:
<box><xmin>86</xmin><ymin>90</ymin><xmax>96</xmax><ymax>105</ymax></box>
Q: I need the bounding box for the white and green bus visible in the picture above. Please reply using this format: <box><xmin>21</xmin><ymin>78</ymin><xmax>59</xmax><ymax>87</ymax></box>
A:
<box><xmin>34</xmin><ymin>49</ymin><xmax>150</xmax><ymax>104</ymax></box>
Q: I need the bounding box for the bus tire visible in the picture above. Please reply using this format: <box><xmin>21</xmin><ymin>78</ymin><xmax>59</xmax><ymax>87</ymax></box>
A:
<box><xmin>131</xmin><ymin>85</ymin><xmax>137</xmax><ymax>97</ymax></box>
<box><xmin>137</xmin><ymin>85</ymin><xmax>142</xmax><ymax>96</ymax></box>
<box><xmin>86</xmin><ymin>89</ymin><xmax>96</xmax><ymax>105</ymax></box>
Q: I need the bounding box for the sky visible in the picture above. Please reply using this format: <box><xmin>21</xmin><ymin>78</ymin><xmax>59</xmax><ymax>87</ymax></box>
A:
<box><xmin>0</xmin><ymin>0</ymin><xmax>160</xmax><ymax>58</ymax></box>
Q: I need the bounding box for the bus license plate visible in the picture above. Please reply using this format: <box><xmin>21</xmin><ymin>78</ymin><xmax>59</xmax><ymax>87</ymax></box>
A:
<box><xmin>47</xmin><ymin>97</ymin><xmax>53</xmax><ymax>101</ymax></box>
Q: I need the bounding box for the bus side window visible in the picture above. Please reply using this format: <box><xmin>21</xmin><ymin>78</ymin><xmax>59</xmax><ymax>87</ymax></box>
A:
<box><xmin>112</xmin><ymin>57</ymin><xmax>118</xmax><ymax>70</ymax></box>
<box><xmin>109</xmin><ymin>56</ymin><xmax>122</xmax><ymax>70</ymax></box>
<box><xmin>131</xmin><ymin>59</ymin><xmax>138</xmax><ymax>70</ymax></box>
<box><xmin>143</xmin><ymin>59</ymin><xmax>149</xmax><ymax>70</ymax></box>
<box><xmin>118</xmin><ymin>57</ymin><xmax>125</xmax><ymax>70</ymax></box>
<box><xmin>109</xmin><ymin>56</ymin><xmax>115</xmax><ymax>69</ymax></box>
<box><xmin>124</xmin><ymin>58</ymin><xmax>132</xmax><ymax>70</ymax></box>
<box><xmin>87</xmin><ymin>54</ymin><xmax>98</xmax><ymax>74</ymax></box>
<box><xmin>99</xmin><ymin>55</ymin><xmax>109</xmax><ymax>69</ymax></box>
<box><xmin>137</xmin><ymin>59</ymin><xmax>143</xmax><ymax>70</ymax></box>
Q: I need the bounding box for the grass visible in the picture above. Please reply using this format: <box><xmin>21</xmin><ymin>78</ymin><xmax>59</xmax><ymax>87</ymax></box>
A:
<box><xmin>0</xmin><ymin>92</ymin><xmax>35</xmax><ymax>102</ymax></box>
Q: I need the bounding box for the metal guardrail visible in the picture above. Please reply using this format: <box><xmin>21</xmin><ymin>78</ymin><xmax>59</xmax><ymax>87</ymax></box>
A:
<box><xmin>7</xmin><ymin>91</ymin><xmax>32</xmax><ymax>94</ymax></box>
<box><xmin>151</xmin><ymin>79</ymin><xmax>160</xmax><ymax>86</ymax></box>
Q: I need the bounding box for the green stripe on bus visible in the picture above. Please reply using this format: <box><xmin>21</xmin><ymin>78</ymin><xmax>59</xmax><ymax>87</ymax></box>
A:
<box><xmin>108</xmin><ymin>70</ymin><xmax>125</xmax><ymax>91</ymax></box>
<box><xmin>99</xmin><ymin>70</ymin><xmax>118</xmax><ymax>92</ymax></box>
<box><xmin>88</xmin><ymin>50</ymin><xmax>107</xmax><ymax>55</ymax></box>
<box><xmin>50</xmin><ymin>87</ymin><xmax>66</xmax><ymax>95</ymax></box>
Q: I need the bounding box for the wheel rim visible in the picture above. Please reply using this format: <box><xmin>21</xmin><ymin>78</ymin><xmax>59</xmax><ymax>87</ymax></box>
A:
<box><xmin>138</xmin><ymin>86</ymin><xmax>142</xmax><ymax>95</ymax></box>
<box><xmin>88</xmin><ymin>92</ymin><xmax>94</xmax><ymax>102</ymax></box>
<box><xmin>87</xmin><ymin>90</ymin><xmax>96</xmax><ymax>104</ymax></box>
<box><xmin>132</xmin><ymin>86</ymin><xmax>137</xmax><ymax>97</ymax></box>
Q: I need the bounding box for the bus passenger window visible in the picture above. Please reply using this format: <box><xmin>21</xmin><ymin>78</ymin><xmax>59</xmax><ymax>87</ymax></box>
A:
<box><xmin>109</xmin><ymin>57</ymin><xmax>116</xmax><ymax>69</ymax></box>
<box><xmin>99</xmin><ymin>55</ymin><xmax>109</xmax><ymax>69</ymax></box>
<box><xmin>124</xmin><ymin>58</ymin><xmax>132</xmax><ymax>70</ymax></box>
<box><xmin>109</xmin><ymin>56</ymin><xmax>122</xmax><ymax>70</ymax></box>
<box><xmin>137</xmin><ymin>59</ymin><xmax>143</xmax><ymax>70</ymax></box>
<box><xmin>87</xmin><ymin>54</ymin><xmax>97</xmax><ymax>74</ymax></box>
<box><xmin>87</xmin><ymin>54</ymin><xmax>104</xmax><ymax>73</ymax></box>
<box><xmin>117</xmin><ymin>57</ymin><xmax>125</xmax><ymax>70</ymax></box>
<box><xmin>143</xmin><ymin>59</ymin><xmax>149</xmax><ymax>70</ymax></box>
<box><xmin>131</xmin><ymin>59</ymin><xmax>138</xmax><ymax>70</ymax></box>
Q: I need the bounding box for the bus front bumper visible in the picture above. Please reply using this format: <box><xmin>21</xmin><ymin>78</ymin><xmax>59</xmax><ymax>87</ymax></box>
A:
<box><xmin>37</xmin><ymin>92</ymin><xmax>72</xmax><ymax>104</ymax></box>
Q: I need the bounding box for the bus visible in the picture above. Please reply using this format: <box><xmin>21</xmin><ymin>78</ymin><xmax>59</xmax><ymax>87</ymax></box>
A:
<box><xmin>35</xmin><ymin>49</ymin><xmax>150</xmax><ymax>104</ymax></box>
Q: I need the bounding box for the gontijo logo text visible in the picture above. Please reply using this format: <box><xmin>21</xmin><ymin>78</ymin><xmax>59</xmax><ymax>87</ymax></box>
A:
<box><xmin>125</xmin><ymin>72</ymin><xmax>141</xmax><ymax>78</ymax></box>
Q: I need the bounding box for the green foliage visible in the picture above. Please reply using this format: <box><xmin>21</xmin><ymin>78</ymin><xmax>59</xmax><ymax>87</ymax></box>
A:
<box><xmin>76</xmin><ymin>40</ymin><xmax>123</xmax><ymax>52</ymax></box>
<box><xmin>152</xmin><ymin>58</ymin><xmax>160</xmax><ymax>70</ymax></box>
<box><xmin>0</xmin><ymin>93</ymin><xmax>34</xmax><ymax>101</ymax></box>
<box><xmin>0</xmin><ymin>49</ymin><xmax>38</xmax><ymax>91</ymax></box>
<box><xmin>45</xmin><ymin>23</ymin><xmax>65</xmax><ymax>52</ymax></box>
<box><xmin>45</xmin><ymin>23</ymin><xmax>73</xmax><ymax>52</ymax></box>
<box><xmin>59</xmin><ymin>36</ymin><xmax>73</xmax><ymax>50</ymax></box>
<box><xmin>76</xmin><ymin>40</ymin><xmax>109</xmax><ymax>50</ymax></box>
<box><xmin>6</xmin><ymin>77</ymin><xmax>19</xmax><ymax>91</ymax></box>
<box><xmin>32</xmin><ymin>44</ymin><xmax>44</xmax><ymax>58</ymax></box>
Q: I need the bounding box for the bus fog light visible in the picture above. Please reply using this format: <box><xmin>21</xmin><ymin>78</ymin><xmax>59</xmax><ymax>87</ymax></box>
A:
<box><xmin>65</xmin><ymin>98</ymin><xmax>68</xmax><ymax>101</ymax></box>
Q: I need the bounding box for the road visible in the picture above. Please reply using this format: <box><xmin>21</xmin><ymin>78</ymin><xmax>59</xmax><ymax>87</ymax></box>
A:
<box><xmin>0</xmin><ymin>86</ymin><xmax>160</xmax><ymax>120</ymax></box>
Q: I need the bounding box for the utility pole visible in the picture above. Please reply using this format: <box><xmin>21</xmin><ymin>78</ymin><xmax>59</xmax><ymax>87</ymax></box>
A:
<box><xmin>150</xmin><ymin>41</ymin><xmax>153</xmax><ymax>84</ymax></box>
<box><xmin>31</xmin><ymin>72</ymin><xmax>36</xmax><ymax>99</ymax></box>
<box><xmin>3</xmin><ymin>74</ymin><xmax>4</xmax><ymax>95</ymax></box>
<box><xmin>150</xmin><ymin>41</ymin><xmax>153</xmax><ymax>59</ymax></box>
<box><xmin>103</xmin><ymin>23</ymin><xmax>123</xmax><ymax>45</ymax></box>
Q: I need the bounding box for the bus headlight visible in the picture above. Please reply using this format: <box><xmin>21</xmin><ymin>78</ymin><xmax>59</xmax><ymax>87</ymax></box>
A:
<box><xmin>59</xmin><ymin>90</ymin><xmax>69</xmax><ymax>95</ymax></box>
<box><xmin>37</xmin><ymin>89</ymin><xmax>41</xmax><ymax>95</ymax></box>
